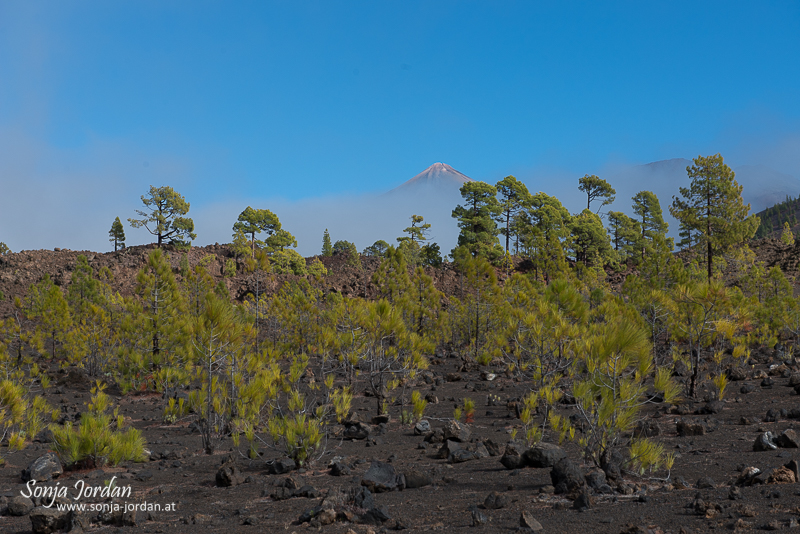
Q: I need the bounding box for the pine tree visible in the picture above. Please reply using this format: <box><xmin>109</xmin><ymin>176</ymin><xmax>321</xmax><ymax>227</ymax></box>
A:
<box><xmin>607</xmin><ymin>211</ymin><xmax>641</xmax><ymax>261</ymax></box>
<box><xmin>232</xmin><ymin>207</ymin><xmax>281</xmax><ymax>258</ymax></box>
<box><xmin>397</xmin><ymin>215</ymin><xmax>431</xmax><ymax>266</ymax></box>
<box><xmin>451</xmin><ymin>181</ymin><xmax>503</xmax><ymax>261</ymax></box>
<box><xmin>525</xmin><ymin>192</ymin><xmax>571</xmax><ymax>242</ymax></box>
<box><xmin>191</xmin><ymin>292</ymin><xmax>250</xmax><ymax>453</ymax></box>
<box><xmin>230</xmin><ymin>228</ymin><xmax>251</xmax><ymax>258</ymax></box>
<box><xmin>362</xmin><ymin>240</ymin><xmax>390</xmax><ymax>257</ymax></box>
<box><xmin>128</xmin><ymin>186</ymin><xmax>196</xmax><ymax>247</ymax></box>
<box><xmin>26</xmin><ymin>275</ymin><xmax>71</xmax><ymax>360</ymax></box>
<box><xmin>420</xmin><ymin>243</ymin><xmax>443</xmax><ymax>267</ymax></box>
<box><xmin>321</xmin><ymin>229</ymin><xmax>333</xmax><ymax>257</ymax></box>
<box><xmin>109</xmin><ymin>217</ymin><xmax>126</xmax><ymax>251</ymax></box>
<box><xmin>569</xmin><ymin>209</ymin><xmax>613</xmax><ymax>266</ymax></box>
<box><xmin>781</xmin><ymin>221</ymin><xmax>795</xmax><ymax>245</ymax></box>
<box><xmin>131</xmin><ymin>249</ymin><xmax>188</xmax><ymax>371</ymax></box>
<box><xmin>495</xmin><ymin>175</ymin><xmax>531</xmax><ymax>254</ymax></box>
<box><xmin>670</xmin><ymin>154</ymin><xmax>760</xmax><ymax>279</ymax></box>
<box><xmin>631</xmin><ymin>191</ymin><xmax>668</xmax><ymax>260</ymax></box>
<box><xmin>578</xmin><ymin>174</ymin><xmax>616</xmax><ymax>213</ymax></box>
<box><xmin>66</xmin><ymin>255</ymin><xmax>102</xmax><ymax>323</ymax></box>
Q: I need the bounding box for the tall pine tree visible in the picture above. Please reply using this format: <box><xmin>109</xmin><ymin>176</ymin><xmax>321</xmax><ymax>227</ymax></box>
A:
<box><xmin>109</xmin><ymin>217</ymin><xmax>126</xmax><ymax>251</ymax></box>
<box><xmin>452</xmin><ymin>182</ymin><xmax>503</xmax><ymax>261</ymax></box>
<box><xmin>321</xmin><ymin>229</ymin><xmax>333</xmax><ymax>257</ymax></box>
<box><xmin>670</xmin><ymin>154</ymin><xmax>759</xmax><ymax>279</ymax></box>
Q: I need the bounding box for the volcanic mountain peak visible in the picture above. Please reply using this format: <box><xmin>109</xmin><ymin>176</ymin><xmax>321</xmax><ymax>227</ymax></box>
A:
<box><xmin>387</xmin><ymin>162</ymin><xmax>473</xmax><ymax>195</ymax></box>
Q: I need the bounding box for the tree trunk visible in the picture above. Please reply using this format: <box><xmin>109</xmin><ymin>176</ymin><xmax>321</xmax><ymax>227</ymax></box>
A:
<box><xmin>505</xmin><ymin>210</ymin><xmax>510</xmax><ymax>253</ymax></box>
<box><xmin>707</xmin><ymin>189</ymin><xmax>712</xmax><ymax>280</ymax></box>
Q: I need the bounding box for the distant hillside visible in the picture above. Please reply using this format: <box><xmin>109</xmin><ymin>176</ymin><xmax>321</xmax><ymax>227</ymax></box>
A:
<box><xmin>754</xmin><ymin>195</ymin><xmax>800</xmax><ymax>238</ymax></box>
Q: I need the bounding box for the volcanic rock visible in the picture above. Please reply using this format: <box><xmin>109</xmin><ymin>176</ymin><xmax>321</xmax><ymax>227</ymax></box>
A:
<box><xmin>775</xmin><ymin>429</ymin><xmax>800</xmax><ymax>448</ymax></box>
<box><xmin>267</xmin><ymin>457</ymin><xmax>297</xmax><ymax>474</ymax></box>
<box><xmin>522</xmin><ymin>442</ymin><xmax>566</xmax><ymax>468</ymax></box>
<box><xmin>483</xmin><ymin>491</ymin><xmax>509</xmax><ymax>510</ymax></box>
<box><xmin>361</xmin><ymin>461</ymin><xmax>406</xmax><ymax>493</ymax></box>
<box><xmin>550</xmin><ymin>458</ymin><xmax>585</xmax><ymax>495</ymax></box>
<box><xmin>22</xmin><ymin>453</ymin><xmax>63</xmax><ymax>483</ymax></box>
<box><xmin>520</xmin><ymin>511</ymin><xmax>544</xmax><ymax>531</ymax></box>
<box><xmin>753</xmin><ymin>432</ymin><xmax>778</xmax><ymax>452</ymax></box>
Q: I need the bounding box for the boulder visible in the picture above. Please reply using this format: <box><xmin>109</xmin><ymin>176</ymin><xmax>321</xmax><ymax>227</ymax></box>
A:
<box><xmin>294</xmin><ymin>486</ymin><xmax>321</xmax><ymax>498</ymax></box>
<box><xmin>473</xmin><ymin>442</ymin><xmax>490</xmax><ymax>459</ymax></box>
<box><xmin>573</xmin><ymin>487</ymin><xmax>593</xmax><ymax>510</ymax></box>
<box><xmin>30</xmin><ymin>507</ymin><xmax>70</xmax><ymax>534</ymax></box>
<box><xmin>449</xmin><ymin>449</ymin><xmax>477</xmax><ymax>463</ymax></box>
<box><xmin>424</xmin><ymin>428</ymin><xmax>445</xmax><ymax>444</ymax></box>
<box><xmin>359</xmin><ymin>505</ymin><xmax>392</xmax><ymax>525</ymax></box>
<box><xmin>695</xmin><ymin>477</ymin><xmax>715</xmax><ymax>489</ymax></box>
<box><xmin>727</xmin><ymin>367</ymin><xmax>747</xmax><ymax>381</ymax></box>
<box><xmin>483</xmin><ymin>439</ymin><xmax>502</xmax><ymax>457</ymax></box>
<box><xmin>437</xmin><ymin>439</ymin><xmax>462</xmax><ymax>460</ymax></box>
<box><xmin>352</xmin><ymin>486</ymin><xmax>375</xmax><ymax>510</ymax></box>
<box><xmin>343</xmin><ymin>422</ymin><xmax>371</xmax><ymax>440</ymax></box>
<box><xmin>697</xmin><ymin>401</ymin><xmax>724</xmax><ymax>414</ymax></box>
<box><xmin>403</xmin><ymin>469</ymin><xmax>432</xmax><ymax>489</ymax></box>
<box><xmin>470</xmin><ymin>506</ymin><xmax>488</xmax><ymax>526</ymax></box>
<box><xmin>413</xmin><ymin>420</ymin><xmax>431</xmax><ymax>435</ymax></box>
<box><xmin>22</xmin><ymin>453</ymin><xmax>63</xmax><ymax>483</ymax></box>
<box><xmin>520</xmin><ymin>511</ymin><xmax>544</xmax><ymax>531</ymax></box>
<box><xmin>551</xmin><ymin>458</ymin><xmax>585</xmax><ymax>495</ymax></box>
<box><xmin>753</xmin><ymin>432</ymin><xmax>778</xmax><ymax>452</ymax></box>
<box><xmin>216</xmin><ymin>463</ymin><xmax>244</xmax><ymax>487</ymax></box>
<box><xmin>585</xmin><ymin>470</ymin><xmax>607</xmax><ymax>490</ymax></box>
<box><xmin>500</xmin><ymin>442</ymin><xmax>525</xmax><ymax>470</ymax></box>
<box><xmin>676</xmin><ymin>420</ymin><xmax>705</xmax><ymax>437</ymax></box>
<box><xmin>775</xmin><ymin>429</ymin><xmax>800</xmax><ymax>448</ymax></box>
<box><xmin>371</xmin><ymin>414</ymin><xmax>390</xmax><ymax>425</ymax></box>
<box><xmin>362</xmin><ymin>461</ymin><xmax>406</xmax><ymax>493</ymax></box>
<box><xmin>736</xmin><ymin>466</ymin><xmax>761</xmax><ymax>486</ymax></box>
<box><xmin>600</xmin><ymin>448</ymin><xmax>625</xmax><ymax>482</ymax></box>
<box><xmin>329</xmin><ymin>461</ymin><xmax>350</xmax><ymax>476</ymax></box>
<box><xmin>784</xmin><ymin>459</ymin><xmax>799</xmax><ymax>481</ymax></box>
<box><xmin>270</xmin><ymin>486</ymin><xmax>294</xmax><ymax>501</ymax></box>
<box><xmin>7</xmin><ymin>495</ymin><xmax>34</xmax><ymax>516</ymax></box>
<box><xmin>740</xmin><ymin>384</ymin><xmax>756</xmax><ymax>394</ymax></box>
<box><xmin>483</xmin><ymin>491</ymin><xmax>509</xmax><ymax>510</ymax></box>
<box><xmin>522</xmin><ymin>442</ymin><xmax>566</xmax><ymax>468</ymax></box>
<box><xmin>317</xmin><ymin>508</ymin><xmax>336</xmax><ymax>525</ymax></box>
<box><xmin>443</xmin><ymin>420</ymin><xmax>471</xmax><ymax>442</ymax></box>
<box><xmin>767</xmin><ymin>466</ymin><xmax>796</xmax><ymax>484</ymax></box>
<box><xmin>267</xmin><ymin>457</ymin><xmax>296</xmax><ymax>474</ymax></box>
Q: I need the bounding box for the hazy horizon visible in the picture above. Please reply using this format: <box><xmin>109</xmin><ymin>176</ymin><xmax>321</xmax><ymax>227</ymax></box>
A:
<box><xmin>2</xmin><ymin>2</ymin><xmax>799</xmax><ymax>254</ymax></box>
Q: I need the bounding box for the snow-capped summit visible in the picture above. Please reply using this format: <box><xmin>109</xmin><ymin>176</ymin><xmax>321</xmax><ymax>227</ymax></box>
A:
<box><xmin>386</xmin><ymin>162</ymin><xmax>473</xmax><ymax>196</ymax></box>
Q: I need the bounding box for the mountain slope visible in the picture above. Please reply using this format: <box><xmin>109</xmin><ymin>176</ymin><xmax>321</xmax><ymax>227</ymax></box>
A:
<box><xmin>386</xmin><ymin>162</ymin><xmax>473</xmax><ymax>196</ymax></box>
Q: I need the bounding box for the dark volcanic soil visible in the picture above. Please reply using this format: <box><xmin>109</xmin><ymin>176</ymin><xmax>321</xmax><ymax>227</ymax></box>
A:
<box><xmin>2</xmin><ymin>240</ymin><xmax>800</xmax><ymax>533</ymax></box>
<box><xmin>1</xmin><ymin>354</ymin><xmax>800</xmax><ymax>534</ymax></box>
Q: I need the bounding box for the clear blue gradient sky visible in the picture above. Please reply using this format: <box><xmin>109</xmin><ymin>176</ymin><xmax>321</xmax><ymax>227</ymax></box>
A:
<box><xmin>2</xmin><ymin>1</ymin><xmax>800</xmax><ymax>252</ymax></box>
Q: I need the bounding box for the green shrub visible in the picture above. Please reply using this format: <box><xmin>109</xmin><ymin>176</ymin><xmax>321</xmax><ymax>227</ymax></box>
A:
<box><xmin>0</xmin><ymin>379</ymin><xmax>53</xmax><ymax>464</ymax></box>
<box><xmin>52</xmin><ymin>384</ymin><xmax>147</xmax><ymax>468</ymax></box>
<box><xmin>271</xmin><ymin>249</ymin><xmax>308</xmax><ymax>275</ymax></box>
<box><xmin>307</xmin><ymin>257</ymin><xmax>327</xmax><ymax>279</ymax></box>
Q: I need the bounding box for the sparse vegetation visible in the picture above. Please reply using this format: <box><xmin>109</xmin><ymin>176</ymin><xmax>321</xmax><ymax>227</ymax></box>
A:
<box><xmin>1</xmin><ymin>156</ymin><xmax>798</xmax><ymax>530</ymax></box>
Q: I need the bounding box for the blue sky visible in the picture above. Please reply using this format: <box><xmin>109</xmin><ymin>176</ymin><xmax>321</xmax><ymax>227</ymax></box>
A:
<box><xmin>2</xmin><ymin>1</ymin><xmax>800</xmax><ymax>252</ymax></box>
